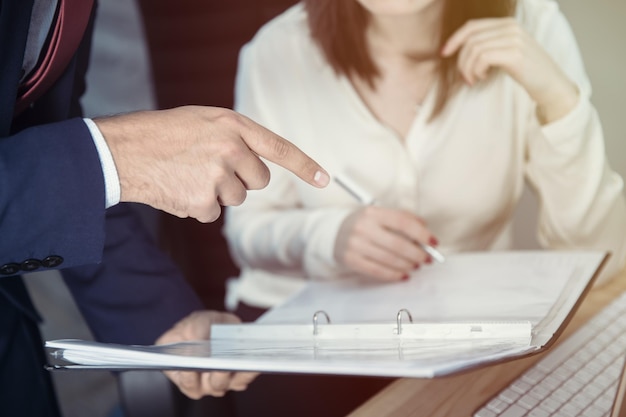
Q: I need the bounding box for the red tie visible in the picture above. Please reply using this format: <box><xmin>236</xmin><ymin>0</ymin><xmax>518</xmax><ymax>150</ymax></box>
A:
<box><xmin>15</xmin><ymin>0</ymin><xmax>95</xmax><ymax>115</ymax></box>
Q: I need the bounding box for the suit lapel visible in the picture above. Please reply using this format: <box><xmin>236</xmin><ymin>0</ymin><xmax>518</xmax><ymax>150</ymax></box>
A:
<box><xmin>15</xmin><ymin>0</ymin><xmax>95</xmax><ymax>116</ymax></box>
<box><xmin>0</xmin><ymin>0</ymin><xmax>34</xmax><ymax>136</ymax></box>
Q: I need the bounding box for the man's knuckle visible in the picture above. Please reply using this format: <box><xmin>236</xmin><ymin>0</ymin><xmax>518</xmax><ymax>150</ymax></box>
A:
<box><xmin>235</xmin><ymin>189</ymin><xmax>248</xmax><ymax>205</ymax></box>
<box><xmin>256</xmin><ymin>166</ymin><xmax>271</xmax><ymax>188</ymax></box>
<box><xmin>193</xmin><ymin>200</ymin><xmax>221</xmax><ymax>223</ymax></box>
<box><xmin>211</xmin><ymin>107</ymin><xmax>237</xmax><ymax>123</ymax></box>
<box><xmin>227</xmin><ymin>189</ymin><xmax>247</xmax><ymax>207</ymax></box>
<box><xmin>185</xmin><ymin>390</ymin><xmax>202</xmax><ymax>400</ymax></box>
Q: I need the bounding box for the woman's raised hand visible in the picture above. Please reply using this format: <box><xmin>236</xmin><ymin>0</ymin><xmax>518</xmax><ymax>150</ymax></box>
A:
<box><xmin>442</xmin><ymin>17</ymin><xmax>579</xmax><ymax>123</ymax></box>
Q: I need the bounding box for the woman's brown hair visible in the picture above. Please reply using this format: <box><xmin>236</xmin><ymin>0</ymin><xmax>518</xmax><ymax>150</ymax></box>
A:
<box><xmin>304</xmin><ymin>0</ymin><xmax>518</xmax><ymax>120</ymax></box>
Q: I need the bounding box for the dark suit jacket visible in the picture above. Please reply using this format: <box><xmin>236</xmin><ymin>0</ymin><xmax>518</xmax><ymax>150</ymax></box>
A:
<box><xmin>0</xmin><ymin>1</ymin><xmax>203</xmax><ymax>415</ymax></box>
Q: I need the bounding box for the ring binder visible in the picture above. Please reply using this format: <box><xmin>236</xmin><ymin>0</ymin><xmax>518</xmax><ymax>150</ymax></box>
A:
<box><xmin>43</xmin><ymin>252</ymin><xmax>609</xmax><ymax>379</ymax></box>
<box><xmin>396</xmin><ymin>308</ymin><xmax>413</xmax><ymax>335</ymax></box>
<box><xmin>312</xmin><ymin>310</ymin><xmax>331</xmax><ymax>335</ymax></box>
<box><xmin>311</xmin><ymin>309</ymin><xmax>419</xmax><ymax>336</ymax></box>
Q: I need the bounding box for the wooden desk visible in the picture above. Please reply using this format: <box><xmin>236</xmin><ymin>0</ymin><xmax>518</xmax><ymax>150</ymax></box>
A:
<box><xmin>350</xmin><ymin>268</ymin><xmax>626</xmax><ymax>417</ymax></box>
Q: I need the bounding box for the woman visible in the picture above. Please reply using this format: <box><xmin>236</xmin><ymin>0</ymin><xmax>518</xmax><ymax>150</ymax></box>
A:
<box><xmin>223</xmin><ymin>0</ymin><xmax>626</xmax><ymax>415</ymax></box>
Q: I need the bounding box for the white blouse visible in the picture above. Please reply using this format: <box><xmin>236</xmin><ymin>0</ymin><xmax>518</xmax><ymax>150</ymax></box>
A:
<box><xmin>224</xmin><ymin>0</ymin><xmax>626</xmax><ymax>309</ymax></box>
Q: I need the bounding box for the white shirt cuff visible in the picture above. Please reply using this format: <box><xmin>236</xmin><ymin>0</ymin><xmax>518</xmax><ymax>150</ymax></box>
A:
<box><xmin>83</xmin><ymin>118</ymin><xmax>121</xmax><ymax>208</ymax></box>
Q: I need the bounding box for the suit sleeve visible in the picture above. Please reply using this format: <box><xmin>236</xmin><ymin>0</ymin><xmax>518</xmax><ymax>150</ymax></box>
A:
<box><xmin>0</xmin><ymin>118</ymin><xmax>107</xmax><ymax>274</ymax></box>
<box><xmin>61</xmin><ymin>203</ymin><xmax>204</xmax><ymax>345</ymax></box>
<box><xmin>0</xmin><ymin>119</ymin><xmax>203</xmax><ymax>344</ymax></box>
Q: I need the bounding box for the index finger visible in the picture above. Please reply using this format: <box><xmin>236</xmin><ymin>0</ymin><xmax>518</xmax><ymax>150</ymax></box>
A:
<box><xmin>239</xmin><ymin>115</ymin><xmax>330</xmax><ymax>188</ymax></box>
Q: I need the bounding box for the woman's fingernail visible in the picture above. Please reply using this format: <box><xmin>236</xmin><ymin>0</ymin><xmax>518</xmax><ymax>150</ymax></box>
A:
<box><xmin>401</xmin><ymin>274</ymin><xmax>410</xmax><ymax>281</ymax></box>
<box><xmin>414</xmin><ymin>263</ymin><xmax>421</xmax><ymax>270</ymax></box>
<box><xmin>425</xmin><ymin>257</ymin><xmax>433</xmax><ymax>265</ymax></box>
<box><xmin>429</xmin><ymin>236</ymin><xmax>439</xmax><ymax>246</ymax></box>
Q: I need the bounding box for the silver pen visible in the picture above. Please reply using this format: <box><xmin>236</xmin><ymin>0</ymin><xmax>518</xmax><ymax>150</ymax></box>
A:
<box><xmin>334</xmin><ymin>173</ymin><xmax>445</xmax><ymax>263</ymax></box>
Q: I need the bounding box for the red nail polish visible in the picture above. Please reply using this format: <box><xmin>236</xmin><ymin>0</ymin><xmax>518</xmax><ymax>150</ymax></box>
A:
<box><xmin>401</xmin><ymin>274</ymin><xmax>409</xmax><ymax>281</ymax></box>
<box><xmin>425</xmin><ymin>257</ymin><xmax>433</xmax><ymax>265</ymax></box>
<box><xmin>414</xmin><ymin>263</ymin><xmax>421</xmax><ymax>270</ymax></box>
<box><xmin>429</xmin><ymin>236</ymin><xmax>439</xmax><ymax>246</ymax></box>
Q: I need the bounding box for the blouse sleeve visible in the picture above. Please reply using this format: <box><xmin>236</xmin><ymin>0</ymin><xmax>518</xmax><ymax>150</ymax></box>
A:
<box><xmin>523</xmin><ymin>1</ymin><xmax>626</xmax><ymax>284</ymax></box>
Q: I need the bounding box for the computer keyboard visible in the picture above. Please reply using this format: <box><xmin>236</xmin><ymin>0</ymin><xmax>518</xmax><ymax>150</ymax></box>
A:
<box><xmin>474</xmin><ymin>291</ymin><xmax>626</xmax><ymax>417</ymax></box>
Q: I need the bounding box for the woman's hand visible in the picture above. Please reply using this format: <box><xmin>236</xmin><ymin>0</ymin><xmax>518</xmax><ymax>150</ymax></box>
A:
<box><xmin>156</xmin><ymin>311</ymin><xmax>259</xmax><ymax>399</ymax></box>
<box><xmin>334</xmin><ymin>206</ymin><xmax>438</xmax><ymax>282</ymax></box>
<box><xmin>442</xmin><ymin>17</ymin><xmax>579</xmax><ymax>124</ymax></box>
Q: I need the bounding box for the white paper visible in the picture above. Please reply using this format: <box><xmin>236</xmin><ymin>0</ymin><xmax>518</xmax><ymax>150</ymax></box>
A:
<box><xmin>259</xmin><ymin>251</ymin><xmax>605</xmax><ymax>346</ymax></box>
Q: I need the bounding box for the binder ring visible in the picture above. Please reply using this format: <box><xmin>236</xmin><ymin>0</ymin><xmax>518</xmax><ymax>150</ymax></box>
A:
<box><xmin>312</xmin><ymin>310</ymin><xmax>331</xmax><ymax>335</ymax></box>
<box><xmin>396</xmin><ymin>308</ymin><xmax>413</xmax><ymax>335</ymax></box>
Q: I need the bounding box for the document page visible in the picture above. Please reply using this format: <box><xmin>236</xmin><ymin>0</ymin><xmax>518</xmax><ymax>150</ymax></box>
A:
<box><xmin>258</xmin><ymin>250</ymin><xmax>607</xmax><ymax>346</ymax></box>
